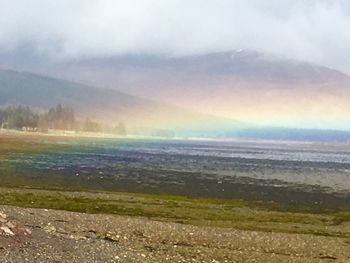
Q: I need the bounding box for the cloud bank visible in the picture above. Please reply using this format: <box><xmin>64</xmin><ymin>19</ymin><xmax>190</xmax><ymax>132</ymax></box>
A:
<box><xmin>1</xmin><ymin>0</ymin><xmax>350</xmax><ymax>73</ymax></box>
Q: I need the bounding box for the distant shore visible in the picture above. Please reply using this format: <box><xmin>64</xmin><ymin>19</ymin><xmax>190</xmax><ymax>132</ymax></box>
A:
<box><xmin>1</xmin><ymin>127</ymin><xmax>344</xmax><ymax>146</ymax></box>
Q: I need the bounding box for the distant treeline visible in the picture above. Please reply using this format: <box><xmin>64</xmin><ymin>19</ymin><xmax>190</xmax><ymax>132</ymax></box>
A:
<box><xmin>0</xmin><ymin>104</ymin><xmax>126</xmax><ymax>135</ymax></box>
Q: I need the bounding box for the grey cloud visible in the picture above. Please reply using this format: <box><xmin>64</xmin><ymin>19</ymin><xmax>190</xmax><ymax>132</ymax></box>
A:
<box><xmin>1</xmin><ymin>0</ymin><xmax>350</xmax><ymax>73</ymax></box>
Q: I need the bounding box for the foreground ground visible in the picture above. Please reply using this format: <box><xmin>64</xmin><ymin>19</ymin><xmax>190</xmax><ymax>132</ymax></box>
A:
<box><xmin>0</xmin><ymin>187</ymin><xmax>349</xmax><ymax>262</ymax></box>
<box><xmin>0</xmin><ymin>205</ymin><xmax>350</xmax><ymax>263</ymax></box>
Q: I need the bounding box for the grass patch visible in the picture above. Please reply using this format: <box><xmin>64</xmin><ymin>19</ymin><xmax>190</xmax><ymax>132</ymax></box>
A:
<box><xmin>0</xmin><ymin>187</ymin><xmax>349</xmax><ymax>238</ymax></box>
<box><xmin>0</xmin><ymin>137</ymin><xmax>72</xmax><ymax>155</ymax></box>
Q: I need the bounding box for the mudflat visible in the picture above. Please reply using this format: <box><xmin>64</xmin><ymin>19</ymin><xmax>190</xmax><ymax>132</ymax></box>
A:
<box><xmin>1</xmin><ymin>134</ymin><xmax>350</xmax><ymax>262</ymax></box>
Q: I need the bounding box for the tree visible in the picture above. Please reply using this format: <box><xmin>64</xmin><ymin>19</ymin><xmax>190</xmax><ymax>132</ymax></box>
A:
<box><xmin>0</xmin><ymin>106</ymin><xmax>38</xmax><ymax>130</ymax></box>
<box><xmin>46</xmin><ymin>104</ymin><xmax>76</xmax><ymax>130</ymax></box>
<box><xmin>83</xmin><ymin>118</ymin><xmax>101</xmax><ymax>132</ymax></box>
<box><xmin>112</xmin><ymin>122</ymin><xmax>127</xmax><ymax>136</ymax></box>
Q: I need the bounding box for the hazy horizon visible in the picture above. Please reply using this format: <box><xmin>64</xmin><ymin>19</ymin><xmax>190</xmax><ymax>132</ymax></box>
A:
<box><xmin>1</xmin><ymin>0</ymin><xmax>350</xmax><ymax>135</ymax></box>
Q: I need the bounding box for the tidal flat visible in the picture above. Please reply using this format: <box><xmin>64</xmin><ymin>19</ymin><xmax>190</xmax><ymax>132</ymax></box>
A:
<box><xmin>1</xmin><ymin>133</ymin><xmax>350</xmax><ymax>237</ymax></box>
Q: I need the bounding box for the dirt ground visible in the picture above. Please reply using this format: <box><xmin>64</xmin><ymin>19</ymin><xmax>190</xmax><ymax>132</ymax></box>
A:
<box><xmin>0</xmin><ymin>205</ymin><xmax>349</xmax><ymax>263</ymax></box>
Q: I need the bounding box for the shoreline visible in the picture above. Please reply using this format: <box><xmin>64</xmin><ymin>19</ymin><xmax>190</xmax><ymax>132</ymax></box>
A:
<box><xmin>2</xmin><ymin>128</ymin><xmax>349</xmax><ymax>146</ymax></box>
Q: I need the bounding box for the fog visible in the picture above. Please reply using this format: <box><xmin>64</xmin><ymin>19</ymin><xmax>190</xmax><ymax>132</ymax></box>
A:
<box><xmin>1</xmin><ymin>0</ymin><xmax>350</xmax><ymax>73</ymax></box>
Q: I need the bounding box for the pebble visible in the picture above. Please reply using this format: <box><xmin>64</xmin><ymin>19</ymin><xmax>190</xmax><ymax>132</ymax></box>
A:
<box><xmin>1</xmin><ymin>225</ymin><xmax>14</xmax><ymax>236</ymax></box>
<box><xmin>0</xmin><ymin>211</ymin><xmax>32</xmax><ymax>237</ymax></box>
<box><xmin>0</xmin><ymin>205</ymin><xmax>349</xmax><ymax>262</ymax></box>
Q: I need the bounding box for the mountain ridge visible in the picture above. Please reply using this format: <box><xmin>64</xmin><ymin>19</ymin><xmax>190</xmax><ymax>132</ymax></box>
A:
<box><xmin>0</xmin><ymin>68</ymin><xmax>242</xmax><ymax>136</ymax></box>
<box><xmin>2</xmin><ymin>49</ymin><xmax>350</xmax><ymax>131</ymax></box>
<box><xmin>2</xmin><ymin>49</ymin><xmax>349</xmax><ymax>85</ymax></box>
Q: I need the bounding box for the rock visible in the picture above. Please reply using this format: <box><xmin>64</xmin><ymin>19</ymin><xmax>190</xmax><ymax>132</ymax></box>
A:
<box><xmin>6</xmin><ymin>221</ymin><xmax>16</xmax><ymax>228</ymax></box>
<box><xmin>0</xmin><ymin>212</ymin><xmax>7</xmax><ymax>219</ymax></box>
<box><xmin>1</xmin><ymin>225</ymin><xmax>14</xmax><ymax>236</ymax></box>
<box><xmin>0</xmin><ymin>212</ymin><xmax>32</xmax><ymax>237</ymax></box>
<box><xmin>25</xmin><ymin>228</ymin><xmax>32</xmax><ymax>235</ymax></box>
<box><xmin>104</xmin><ymin>233</ymin><xmax>120</xmax><ymax>243</ymax></box>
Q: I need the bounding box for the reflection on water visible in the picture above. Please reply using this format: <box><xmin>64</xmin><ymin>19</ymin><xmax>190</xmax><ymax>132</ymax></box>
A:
<box><xmin>3</xmin><ymin>139</ymin><xmax>350</xmax><ymax>198</ymax></box>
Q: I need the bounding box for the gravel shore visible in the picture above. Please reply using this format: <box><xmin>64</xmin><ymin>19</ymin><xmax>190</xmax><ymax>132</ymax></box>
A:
<box><xmin>0</xmin><ymin>205</ymin><xmax>349</xmax><ymax>262</ymax></box>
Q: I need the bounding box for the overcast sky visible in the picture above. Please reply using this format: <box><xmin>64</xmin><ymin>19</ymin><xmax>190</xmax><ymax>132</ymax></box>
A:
<box><xmin>1</xmin><ymin>0</ymin><xmax>350</xmax><ymax>73</ymax></box>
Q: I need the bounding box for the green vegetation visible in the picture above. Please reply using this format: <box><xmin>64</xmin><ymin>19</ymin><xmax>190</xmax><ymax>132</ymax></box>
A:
<box><xmin>0</xmin><ymin>104</ymin><xmax>77</xmax><ymax>131</ymax></box>
<box><xmin>0</xmin><ymin>137</ymin><xmax>66</xmax><ymax>155</ymax></box>
<box><xmin>0</xmin><ymin>104</ymin><xmax>127</xmax><ymax>135</ymax></box>
<box><xmin>0</xmin><ymin>187</ymin><xmax>349</xmax><ymax>239</ymax></box>
<box><xmin>0</xmin><ymin>106</ymin><xmax>39</xmax><ymax>130</ymax></box>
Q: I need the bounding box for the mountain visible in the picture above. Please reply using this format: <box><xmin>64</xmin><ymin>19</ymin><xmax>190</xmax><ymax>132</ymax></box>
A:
<box><xmin>0</xmin><ymin>69</ymin><xmax>242</xmax><ymax>137</ymax></box>
<box><xmin>2</xmin><ymin>50</ymin><xmax>350</xmax><ymax>130</ymax></box>
<box><xmin>2</xmin><ymin>49</ymin><xmax>348</xmax><ymax>83</ymax></box>
<box><xmin>2</xmin><ymin>67</ymin><xmax>350</xmax><ymax>141</ymax></box>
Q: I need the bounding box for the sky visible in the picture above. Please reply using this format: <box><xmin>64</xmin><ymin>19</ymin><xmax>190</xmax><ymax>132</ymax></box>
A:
<box><xmin>1</xmin><ymin>0</ymin><xmax>350</xmax><ymax>74</ymax></box>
